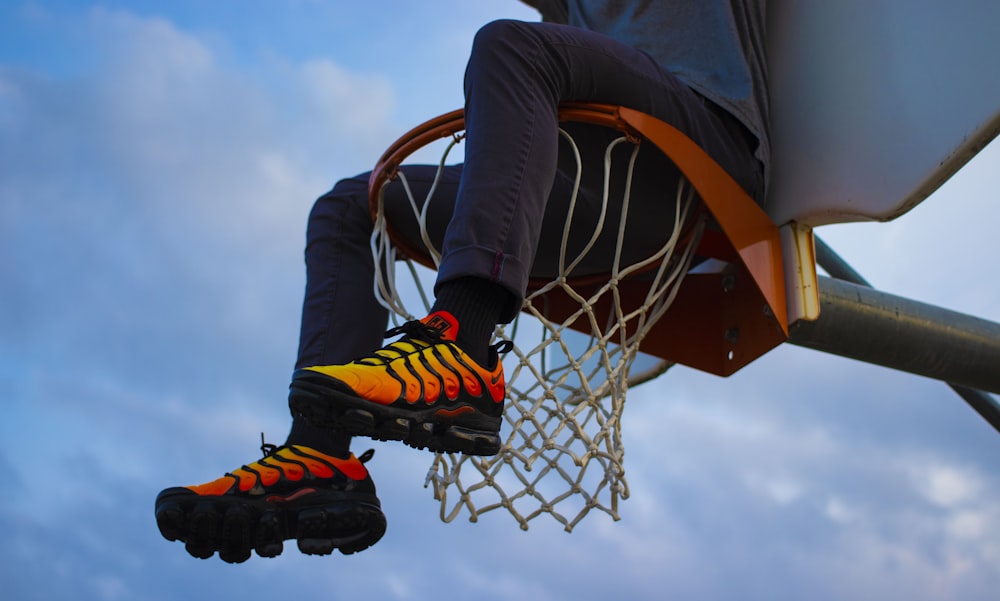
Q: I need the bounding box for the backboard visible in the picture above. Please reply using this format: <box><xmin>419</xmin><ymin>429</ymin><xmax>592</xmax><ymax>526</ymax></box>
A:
<box><xmin>766</xmin><ymin>0</ymin><xmax>1000</xmax><ymax>226</ymax></box>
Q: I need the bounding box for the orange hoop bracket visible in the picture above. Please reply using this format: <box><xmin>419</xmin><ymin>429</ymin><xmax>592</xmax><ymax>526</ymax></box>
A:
<box><xmin>617</xmin><ymin>106</ymin><xmax>788</xmax><ymax>375</ymax></box>
<box><xmin>369</xmin><ymin>103</ymin><xmax>788</xmax><ymax>376</ymax></box>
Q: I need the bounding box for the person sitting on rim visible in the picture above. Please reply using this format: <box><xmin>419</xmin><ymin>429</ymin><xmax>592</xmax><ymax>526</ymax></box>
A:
<box><xmin>155</xmin><ymin>0</ymin><xmax>770</xmax><ymax>563</ymax></box>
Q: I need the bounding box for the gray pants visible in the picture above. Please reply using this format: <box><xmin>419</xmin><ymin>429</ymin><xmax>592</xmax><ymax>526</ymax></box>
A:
<box><xmin>296</xmin><ymin>20</ymin><xmax>764</xmax><ymax>369</ymax></box>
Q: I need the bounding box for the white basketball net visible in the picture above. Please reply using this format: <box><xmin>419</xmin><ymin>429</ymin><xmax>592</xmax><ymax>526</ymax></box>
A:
<box><xmin>371</xmin><ymin>124</ymin><xmax>703</xmax><ymax>531</ymax></box>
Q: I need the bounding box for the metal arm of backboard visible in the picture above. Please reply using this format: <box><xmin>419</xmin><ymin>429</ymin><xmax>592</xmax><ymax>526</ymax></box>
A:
<box><xmin>810</xmin><ymin>236</ymin><xmax>1000</xmax><ymax>432</ymax></box>
<box><xmin>787</xmin><ymin>238</ymin><xmax>1000</xmax><ymax>433</ymax></box>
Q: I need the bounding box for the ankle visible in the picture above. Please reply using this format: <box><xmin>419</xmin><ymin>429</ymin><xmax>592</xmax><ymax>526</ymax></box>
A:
<box><xmin>431</xmin><ymin>277</ymin><xmax>510</xmax><ymax>365</ymax></box>
<box><xmin>283</xmin><ymin>418</ymin><xmax>351</xmax><ymax>458</ymax></box>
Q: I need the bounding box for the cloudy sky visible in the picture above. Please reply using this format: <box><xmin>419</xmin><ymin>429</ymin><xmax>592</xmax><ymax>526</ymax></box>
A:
<box><xmin>3</xmin><ymin>1</ymin><xmax>999</xmax><ymax>600</ymax></box>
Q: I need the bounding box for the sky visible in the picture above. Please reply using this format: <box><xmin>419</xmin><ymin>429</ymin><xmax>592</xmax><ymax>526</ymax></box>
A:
<box><xmin>2</xmin><ymin>2</ymin><xmax>999</xmax><ymax>600</ymax></box>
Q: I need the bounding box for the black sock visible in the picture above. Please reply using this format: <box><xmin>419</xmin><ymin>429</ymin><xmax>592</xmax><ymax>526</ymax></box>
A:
<box><xmin>431</xmin><ymin>276</ymin><xmax>510</xmax><ymax>366</ymax></box>
<box><xmin>284</xmin><ymin>417</ymin><xmax>352</xmax><ymax>458</ymax></box>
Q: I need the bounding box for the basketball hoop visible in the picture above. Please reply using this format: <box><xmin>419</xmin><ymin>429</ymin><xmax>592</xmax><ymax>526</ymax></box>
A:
<box><xmin>368</xmin><ymin>104</ymin><xmax>709</xmax><ymax>530</ymax></box>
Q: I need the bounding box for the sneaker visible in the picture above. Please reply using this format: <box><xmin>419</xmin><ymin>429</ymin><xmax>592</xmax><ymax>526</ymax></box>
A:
<box><xmin>154</xmin><ymin>441</ymin><xmax>386</xmax><ymax>563</ymax></box>
<box><xmin>289</xmin><ymin>311</ymin><xmax>512</xmax><ymax>456</ymax></box>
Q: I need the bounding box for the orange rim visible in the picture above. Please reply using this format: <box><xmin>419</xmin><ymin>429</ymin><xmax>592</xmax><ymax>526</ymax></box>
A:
<box><xmin>367</xmin><ymin>102</ymin><xmax>702</xmax><ymax>290</ymax></box>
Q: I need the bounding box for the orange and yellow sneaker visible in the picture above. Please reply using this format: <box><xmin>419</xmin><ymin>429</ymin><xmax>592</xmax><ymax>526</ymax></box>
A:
<box><xmin>289</xmin><ymin>311</ymin><xmax>512</xmax><ymax>456</ymax></box>
<box><xmin>154</xmin><ymin>442</ymin><xmax>385</xmax><ymax>563</ymax></box>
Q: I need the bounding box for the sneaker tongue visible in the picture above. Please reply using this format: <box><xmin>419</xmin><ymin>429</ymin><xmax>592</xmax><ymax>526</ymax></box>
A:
<box><xmin>421</xmin><ymin>311</ymin><xmax>459</xmax><ymax>342</ymax></box>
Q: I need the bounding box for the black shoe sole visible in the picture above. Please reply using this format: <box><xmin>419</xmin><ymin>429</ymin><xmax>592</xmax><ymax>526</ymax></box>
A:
<box><xmin>289</xmin><ymin>370</ymin><xmax>502</xmax><ymax>456</ymax></box>
<box><xmin>155</xmin><ymin>489</ymin><xmax>386</xmax><ymax>563</ymax></box>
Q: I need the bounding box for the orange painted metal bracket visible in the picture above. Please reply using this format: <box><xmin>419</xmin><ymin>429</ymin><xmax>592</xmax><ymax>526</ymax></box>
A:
<box><xmin>613</xmin><ymin>106</ymin><xmax>788</xmax><ymax>375</ymax></box>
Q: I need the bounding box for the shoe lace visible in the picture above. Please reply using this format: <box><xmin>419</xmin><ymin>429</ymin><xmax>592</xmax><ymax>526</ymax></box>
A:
<box><xmin>354</xmin><ymin>319</ymin><xmax>514</xmax><ymax>368</ymax></box>
<box><xmin>384</xmin><ymin>319</ymin><xmax>444</xmax><ymax>343</ymax></box>
<box><xmin>260</xmin><ymin>432</ymin><xmax>376</xmax><ymax>464</ymax></box>
<box><xmin>491</xmin><ymin>339</ymin><xmax>515</xmax><ymax>355</ymax></box>
<box><xmin>260</xmin><ymin>432</ymin><xmax>279</xmax><ymax>458</ymax></box>
<box><xmin>355</xmin><ymin>319</ymin><xmax>443</xmax><ymax>366</ymax></box>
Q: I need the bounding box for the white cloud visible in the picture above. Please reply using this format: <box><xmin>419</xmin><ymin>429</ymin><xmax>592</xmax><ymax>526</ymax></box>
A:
<box><xmin>911</xmin><ymin>461</ymin><xmax>984</xmax><ymax>508</ymax></box>
<box><xmin>93</xmin><ymin>575</ymin><xmax>128</xmax><ymax>601</ymax></box>
<box><xmin>824</xmin><ymin>496</ymin><xmax>857</xmax><ymax>524</ymax></box>
<box><xmin>946</xmin><ymin>508</ymin><xmax>993</xmax><ymax>541</ymax></box>
<box><xmin>0</xmin><ymin>6</ymin><xmax>407</xmax><ymax>388</ymax></box>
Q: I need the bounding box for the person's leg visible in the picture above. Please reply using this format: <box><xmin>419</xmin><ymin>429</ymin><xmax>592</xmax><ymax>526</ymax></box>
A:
<box><xmin>288</xmin><ymin>163</ymin><xmax>510</xmax><ymax>456</ymax></box>
<box><xmin>289</xmin><ymin>19</ymin><xmax>764</xmax><ymax>458</ymax></box>
<box><xmin>288</xmin><ymin>166</ymin><xmax>472</xmax><ymax>450</ymax></box>
<box><xmin>296</xmin><ymin>174</ymin><xmax>391</xmax><ymax>370</ymax></box>
<box><xmin>284</xmin><ymin>174</ymin><xmax>389</xmax><ymax>458</ymax></box>
<box><xmin>439</xmin><ymin>19</ymin><xmax>763</xmax><ymax>317</ymax></box>
<box><xmin>155</xmin><ymin>166</ymin><xmax>462</xmax><ymax>562</ymax></box>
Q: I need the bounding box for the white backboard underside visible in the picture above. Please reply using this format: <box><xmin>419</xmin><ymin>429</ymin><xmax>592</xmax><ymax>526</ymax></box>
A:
<box><xmin>765</xmin><ymin>0</ymin><xmax>1000</xmax><ymax>226</ymax></box>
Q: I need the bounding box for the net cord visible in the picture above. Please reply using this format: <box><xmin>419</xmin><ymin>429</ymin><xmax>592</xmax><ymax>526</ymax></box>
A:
<box><xmin>369</xmin><ymin>122</ymin><xmax>701</xmax><ymax>530</ymax></box>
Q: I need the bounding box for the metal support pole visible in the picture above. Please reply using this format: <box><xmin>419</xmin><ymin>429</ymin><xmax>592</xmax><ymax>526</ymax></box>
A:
<box><xmin>787</xmin><ymin>237</ymin><xmax>1000</xmax><ymax>432</ymax></box>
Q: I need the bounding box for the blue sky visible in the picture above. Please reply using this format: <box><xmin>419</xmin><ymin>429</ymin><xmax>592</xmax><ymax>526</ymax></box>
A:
<box><xmin>2</xmin><ymin>2</ymin><xmax>999</xmax><ymax>600</ymax></box>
